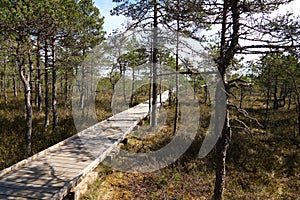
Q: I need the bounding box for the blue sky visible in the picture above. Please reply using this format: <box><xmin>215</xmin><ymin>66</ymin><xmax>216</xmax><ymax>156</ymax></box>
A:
<box><xmin>94</xmin><ymin>0</ymin><xmax>126</xmax><ymax>32</ymax></box>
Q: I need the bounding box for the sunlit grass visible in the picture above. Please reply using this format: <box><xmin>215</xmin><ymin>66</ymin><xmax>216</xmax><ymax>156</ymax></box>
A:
<box><xmin>81</xmin><ymin>90</ymin><xmax>299</xmax><ymax>199</ymax></box>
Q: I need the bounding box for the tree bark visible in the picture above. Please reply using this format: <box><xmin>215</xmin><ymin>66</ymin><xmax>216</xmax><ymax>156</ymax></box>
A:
<box><xmin>273</xmin><ymin>75</ymin><xmax>279</xmax><ymax>109</ymax></box>
<box><xmin>122</xmin><ymin>64</ymin><xmax>126</xmax><ymax>104</ymax></box>
<box><xmin>65</xmin><ymin>70</ymin><xmax>69</xmax><ymax>108</ymax></box>
<box><xmin>17</xmin><ymin>52</ymin><xmax>32</xmax><ymax>156</ymax></box>
<box><xmin>13</xmin><ymin>72</ymin><xmax>18</xmax><ymax>97</ymax></box>
<box><xmin>44</xmin><ymin>41</ymin><xmax>50</xmax><ymax>130</ymax></box>
<box><xmin>130</xmin><ymin>64</ymin><xmax>135</xmax><ymax>107</ymax></box>
<box><xmin>51</xmin><ymin>39</ymin><xmax>58</xmax><ymax>129</ymax></box>
<box><xmin>173</xmin><ymin>0</ymin><xmax>180</xmax><ymax>134</ymax></box>
<box><xmin>28</xmin><ymin>49</ymin><xmax>33</xmax><ymax>106</ymax></box>
<box><xmin>213</xmin><ymin>107</ymin><xmax>231</xmax><ymax>200</ymax></box>
<box><xmin>213</xmin><ymin>0</ymin><xmax>238</xmax><ymax>199</ymax></box>
<box><xmin>36</xmin><ymin>35</ymin><xmax>42</xmax><ymax>111</ymax></box>
<box><xmin>151</xmin><ymin>0</ymin><xmax>158</xmax><ymax>127</ymax></box>
<box><xmin>80</xmin><ymin>66</ymin><xmax>86</xmax><ymax>110</ymax></box>
<box><xmin>3</xmin><ymin>55</ymin><xmax>7</xmax><ymax>105</ymax></box>
<box><xmin>266</xmin><ymin>65</ymin><xmax>271</xmax><ymax>120</ymax></box>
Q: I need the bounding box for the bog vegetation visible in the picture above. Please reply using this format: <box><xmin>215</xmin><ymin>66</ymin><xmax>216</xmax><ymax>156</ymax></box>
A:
<box><xmin>0</xmin><ymin>0</ymin><xmax>299</xmax><ymax>199</ymax></box>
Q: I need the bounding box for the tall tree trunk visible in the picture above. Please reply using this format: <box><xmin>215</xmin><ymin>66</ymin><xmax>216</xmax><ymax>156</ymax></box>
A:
<box><xmin>122</xmin><ymin>65</ymin><xmax>126</xmax><ymax>104</ymax></box>
<box><xmin>17</xmin><ymin>51</ymin><xmax>32</xmax><ymax>156</ymax></box>
<box><xmin>65</xmin><ymin>70</ymin><xmax>69</xmax><ymax>108</ymax></box>
<box><xmin>266</xmin><ymin>65</ymin><xmax>271</xmax><ymax>120</ymax></box>
<box><xmin>193</xmin><ymin>75</ymin><xmax>196</xmax><ymax>100</ymax></box>
<box><xmin>44</xmin><ymin>41</ymin><xmax>50</xmax><ymax>130</ymax></box>
<box><xmin>80</xmin><ymin>66</ymin><xmax>86</xmax><ymax>110</ymax></box>
<box><xmin>149</xmin><ymin>47</ymin><xmax>153</xmax><ymax>112</ymax></box>
<box><xmin>0</xmin><ymin>70</ymin><xmax>3</xmax><ymax>94</ymax></box>
<box><xmin>28</xmin><ymin>49</ymin><xmax>33</xmax><ymax>105</ymax></box>
<box><xmin>151</xmin><ymin>0</ymin><xmax>158</xmax><ymax>127</ymax></box>
<box><xmin>51</xmin><ymin>39</ymin><xmax>58</xmax><ymax>129</ymax></box>
<box><xmin>36</xmin><ymin>35</ymin><xmax>42</xmax><ymax>111</ymax></box>
<box><xmin>159</xmin><ymin>64</ymin><xmax>162</xmax><ymax>107</ymax></box>
<box><xmin>13</xmin><ymin>72</ymin><xmax>18</xmax><ymax>97</ymax></box>
<box><xmin>273</xmin><ymin>75</ymin><xmax>278</xmax><ymax>109</ymax></box>
<box><xmin>213</xmin><ymin>106</ymin><xmax>231</xmax><ymax>200</ymax></box>
<box><xmin>3</xmin><ymin>55</ymin><xmax>7</xmax><ymax>105</ymax></box>
<box><xmin>173</xmin><ymin>0</ymin><xmax>180</xmax><ymax>134</ymax></box>
<box><xmin>80</xmin><ymin>50</ymin><xmax>86</xmax><ymax>112</ymax></box>
<box><xmin>292</xmin><ymin>78</ymin><xmax>300</xmax><ymax>136</ymax></box>
<box><xmin>213</xmin><ymin>0</ymin><xmax>238</xmax><ymax>199</ymax></box>
<box><xmin>130</xmin><ymin>65</ymin><xmax>135</xmax><ymax>107</ymax></box>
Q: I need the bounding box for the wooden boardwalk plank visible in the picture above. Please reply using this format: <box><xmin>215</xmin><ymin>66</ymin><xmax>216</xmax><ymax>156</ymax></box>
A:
<box><xmin>0</xmin><ymin>194</ymin><xmax>38</xmax><ymax>200</ymax></box>
<box><xmin>0</xmin><ymin>176</ymin><xmax>67</xmax><ymax>188</ymax></box>
<box><xmin>0</xmin><ymin>91</ymin><xmax>169</xmax><ymax>200</ymax></box>
<box><xmin>0</xmin><ymin>186</ymin><xmax>54</xmax><ymax>199</ymax></box>
<box><xmin>0</xmin><ymin>180</ymin><xmax>59</xmax><ymax>193</ymax></box>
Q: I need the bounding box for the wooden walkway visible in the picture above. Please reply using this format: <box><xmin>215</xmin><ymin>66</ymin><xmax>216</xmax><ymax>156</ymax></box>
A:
<box><xmin>0</xmin><ymin>92</ymin><xmax>169</xmax><ymax>200</ymax></box>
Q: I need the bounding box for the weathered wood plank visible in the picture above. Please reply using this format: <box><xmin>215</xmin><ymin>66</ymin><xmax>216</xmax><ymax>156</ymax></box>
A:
<box><xmin>19</xmin><ymin>164</ymin><xmax>82</xmax><ymax>174</ymax></box>
<box><xmin>0</xmin><ymin>180</ymin><xmax>59</xmax><ymax>193</ymax></box>
<box><xmin>4</xmin><ymin>169</ymin><xmax>75</xmax><ymax>180</ymax></box>
<box><xmin>0</xmin><ymin>194</ymin><xmax>38</xmax><ymax>200</ymax></box>
<box><xmin>0</xmin><ymin>176</ymin><xmax>67</xmax><ymax>188</ymax></box>
<box><xmin>35</xmin><ymin>157</ymin><xmax>94</xmax><ymax>166</ymax></box>
<box><xmin>16</xmin><ymin>168</ymin><xmax>79</xmax><ymax>178</ymax></box>
<box><xmin>0</xmin><ymin>186</ymin><xmax>54</xmax><ymax>199</ymax></box>
<box><xmin>27</xmin><ymin>160</ymin><xmax>87</xmax><ymax>170</ymax></box>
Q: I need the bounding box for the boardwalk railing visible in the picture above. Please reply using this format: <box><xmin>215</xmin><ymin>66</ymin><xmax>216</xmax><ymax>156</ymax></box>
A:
<box><xmin>0</xmin><ymin>91</ymin><xmax>169</xmax><ymax>200</ymax></box>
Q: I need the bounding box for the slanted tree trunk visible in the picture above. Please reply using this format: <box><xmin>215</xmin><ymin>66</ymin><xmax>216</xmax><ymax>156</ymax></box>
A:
<box><xmin>51</xmin><ymin>39</ymin><xmax>58</xmax><ymax>129</ymax></box>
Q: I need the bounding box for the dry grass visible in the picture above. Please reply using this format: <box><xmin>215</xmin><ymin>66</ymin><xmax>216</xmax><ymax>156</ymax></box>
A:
<box><xmin>82</xmin><ymin>91</ymin><xmax>299</xmax><ymax>200</ymax></box>
<box><xmin>0</xmin><ymin>78</ymin><xmax>113</xmax><ymax>170</ymax></box>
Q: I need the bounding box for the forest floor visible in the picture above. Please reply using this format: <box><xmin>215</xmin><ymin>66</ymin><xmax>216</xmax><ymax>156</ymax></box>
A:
<box><xmin>81</xmin><ymin>94</ymin><xmax>300</xmax><ymax>200</ymax></box>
